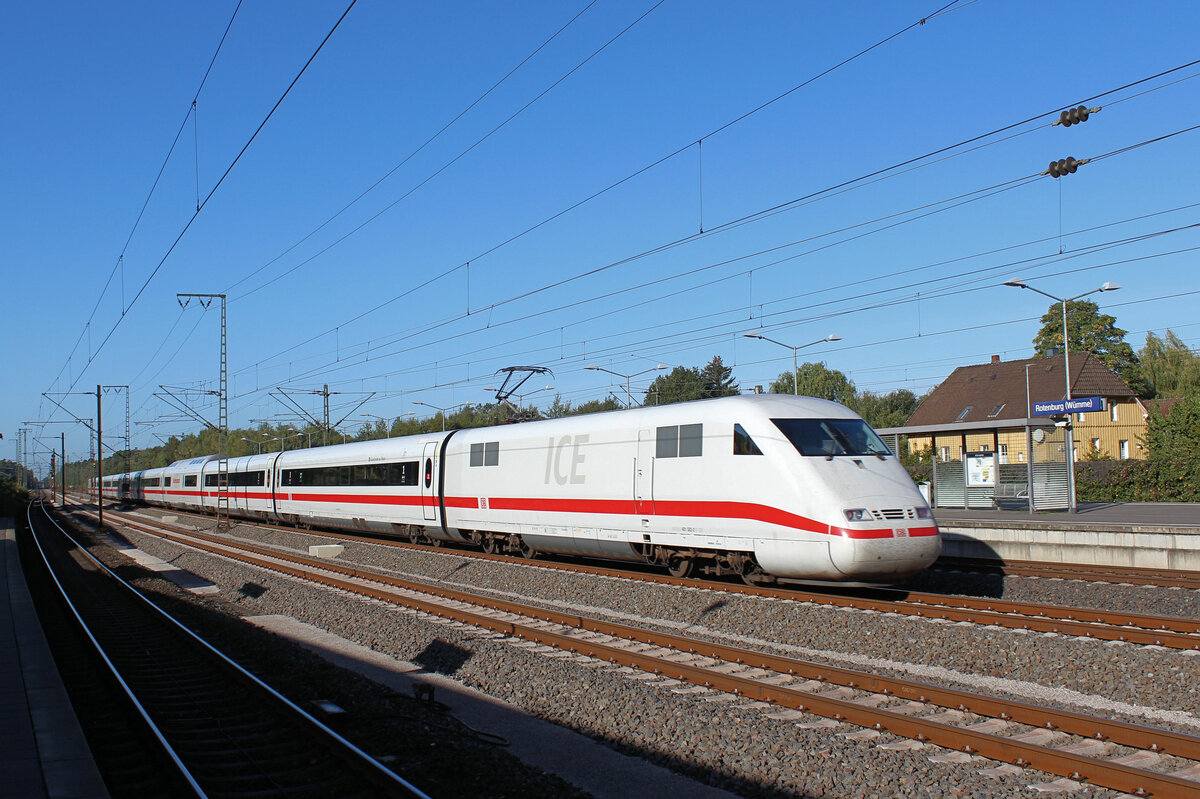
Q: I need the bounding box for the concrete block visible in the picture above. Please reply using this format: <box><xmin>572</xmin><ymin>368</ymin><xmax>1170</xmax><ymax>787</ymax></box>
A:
<box><xmin>309</xmin><ymin>544</ymin><xmax>345</xmax><ymax>559</ymax></box>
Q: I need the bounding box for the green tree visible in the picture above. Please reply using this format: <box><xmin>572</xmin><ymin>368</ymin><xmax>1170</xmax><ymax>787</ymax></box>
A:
<box><xmin>1032</xmin><ymin>299</ymin><xmax>1139</xmax><ymax>385</ymax></box>
<box><xmin>699</xmin><ymin>355</ymin><xmax>740</xmax><ymax>398</ymax></box>
<box><xmin>770</xmin><ymin>361</ymin><xmax>856</xmax><ymax>405</ymax></box>
<box><xmin>645</xmin><ymin>365</ymin><xmax>706</xmax><ymax>406</ymax></box>
<box><xmin>542</xmin><ymin>394</ymin><xmax>621</xmax><ymax>418</ymax></box>
<box><xmin>571</xmin><ymin>396</ymin><xmax>623</xmax><ymax>415</ymax></box>
<box><xmin>1136</xmin><ymin>330</ymin><xmax>1200</xmax><ymax>399</ymax></box>
<box><xmin>852</xmin><ymin>388</ymin><xmax>921</xmax><ymax>429</ymax></box>
<box><xmin>1142</xmin><ymin>396</ymin><xmax>1200</xmax><ymax>462</ymax></box>
<box><xmin>0</xmin><ymin>472</ymin><xmax>30</xmax><ymax>517</ymax></box>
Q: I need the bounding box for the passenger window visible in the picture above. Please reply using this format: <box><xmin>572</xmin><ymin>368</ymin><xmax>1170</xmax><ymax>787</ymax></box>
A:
<box><xmin>733</xmin><ymin>424</ymin><xmax>763</xmax><ymax>455</ymax></box>
<box><xmin>470</xmin><ymin>442</ymin><xmax>500</xmax><ymax>466</ymax></box>
<box><xmin>656</xmin><ymin>426</ymin><xmax>678</xmax><ymax>458</ymax></box>
<box><xmin>656</xmin><ymin>424</ymin><xmax>703</xmax><ymax>458</ymax></box>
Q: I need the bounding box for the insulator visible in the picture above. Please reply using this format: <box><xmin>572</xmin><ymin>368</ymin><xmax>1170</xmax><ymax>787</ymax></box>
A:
<box><xmin>1055</xmin><ymin>105</ymin><xmax>1097</xmax><ymax>127</ymax></box>
<box><xmin>1047</xmin><ymin>157</ymin><xmax>1080</xmax><ymax>178</ymax></box>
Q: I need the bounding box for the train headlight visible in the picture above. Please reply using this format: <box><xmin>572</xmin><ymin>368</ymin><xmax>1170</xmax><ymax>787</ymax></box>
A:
<box><xmin>843</xmin><ymin>508</ymin><xmax>869</xmax><ymax>522</ymax></box>
<box><xmin>915</xmin><ymin>507</ymin><xmax>933</xmax><ymax>520</ymax></box>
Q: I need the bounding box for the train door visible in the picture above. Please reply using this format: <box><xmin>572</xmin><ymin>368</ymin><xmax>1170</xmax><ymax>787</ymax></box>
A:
<box><xmin>421</xmin><ymin>441</ymin><xmax>438</xmax><ymax>522</ymax></box>
<box><xmin>635</xmin><ymin>429</ymin><xmax>654</xmax><ymax>515</ymax></box>
<box><xmin>269</xmin><ymin>452</ymin><xmax>284</xmax><ymax>520</ymax></box>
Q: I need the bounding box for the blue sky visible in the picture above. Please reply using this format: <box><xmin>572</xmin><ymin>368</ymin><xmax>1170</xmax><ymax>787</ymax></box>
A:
<box><xmin>5</xmin><ymin>1</ymin><xmax>1200</xmax><ymax>471</ymax></box>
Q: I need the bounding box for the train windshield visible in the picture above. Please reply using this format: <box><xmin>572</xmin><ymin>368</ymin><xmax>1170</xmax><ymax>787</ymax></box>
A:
<box><xmin>771</xmin><ymin>418</ymin><xmax>892</xmax><ymax>458</ymax></box>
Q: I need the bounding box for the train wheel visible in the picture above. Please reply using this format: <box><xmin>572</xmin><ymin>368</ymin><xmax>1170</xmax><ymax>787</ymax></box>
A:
<box><xmin>482</xmin><ymin>535</ymin><xmax>499</xmax><ymax>555</ymax></box>
<box><xmin>406</xmin><ymin>527</ymin><xmax>420</xmax><ymax>545</ymax></box>
<box><xmin>667</xmin><ymin>556</ymin><xmax>695</xmax><ymax>579</ymax></box>
<box><xmin>518</xmin><ymin>538</ymin><xmax>537</xmax><ymax>560</ymax></box>
<box><xmin>740</xmin><ymin>555</ymin><xmax>769</xmax><ymax>586</ymax></box>
<box><xmin>741</xmin><ymin>568</ymin><xmax>767</xmax><ymax>586</ymax></box>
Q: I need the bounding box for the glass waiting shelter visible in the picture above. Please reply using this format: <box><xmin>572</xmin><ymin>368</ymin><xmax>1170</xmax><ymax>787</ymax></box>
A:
<box><xmin>875</xmin><ymin>418</ymin><xmax>1068</xmax><ymax>511</ymax></box>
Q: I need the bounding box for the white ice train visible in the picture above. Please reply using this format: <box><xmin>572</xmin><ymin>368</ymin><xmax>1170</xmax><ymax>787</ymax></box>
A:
<box><xmin>96</xmin><ymin>395</ymin><xmax>940</xmax><ymax>584</ymax></box>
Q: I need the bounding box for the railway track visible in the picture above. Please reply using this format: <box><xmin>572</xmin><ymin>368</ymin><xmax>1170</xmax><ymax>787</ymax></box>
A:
<box><xmin>26</xmin><ymin>500</ymin><xmax>429</xmax><ymax>799</ymax></box>
<box><xmin>934</xmin><ymin>555</ymin><xmax>1200</xmax><ymax>590</ymax></box>
<box><xmin>71</xmin><ymin>497</ymin><xmax>1200</xmax><ymax>651</ymax></box>
<box><xmin>77</xmin><ymin>503</ymin><xmax>1200</xmax><ymax>798</ymax></box>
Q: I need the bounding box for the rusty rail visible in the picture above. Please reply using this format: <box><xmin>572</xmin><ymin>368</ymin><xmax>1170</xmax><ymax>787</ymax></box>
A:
<box><xmin>81</xmin><ymin>507</ymin><xmax>1200</xmax><ymax>798</ymax></box>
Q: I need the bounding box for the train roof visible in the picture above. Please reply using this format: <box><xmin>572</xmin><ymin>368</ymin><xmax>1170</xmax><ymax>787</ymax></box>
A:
<box><xmin>168</xmin><ymin>455</ymin><xmax>221</xmax><ymax>468</ymax></box>
<box><xmin>273</xmin><ymin>433</ymin><xmax>448</xmax><ymax>468</ymax></box>
<box><xmin>132</xmin><ymin>395</ymin><xmax>863</xmax><ymax>475</ymax></box>
<box><xmin>449</xmin><ymin>393</ymin><xmax>861</xmax><ymax>439</ymax></box>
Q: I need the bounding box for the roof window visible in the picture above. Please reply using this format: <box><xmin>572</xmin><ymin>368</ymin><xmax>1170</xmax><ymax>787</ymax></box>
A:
<box><xmin>988</xmin><ymin>403</ymin><xmax>1006</xmax><ymax>418</ymax></box>
<box><xmin>955</xmin><ymin>406</ymin><xmax>973</xmax><ymax>421</ymax></box>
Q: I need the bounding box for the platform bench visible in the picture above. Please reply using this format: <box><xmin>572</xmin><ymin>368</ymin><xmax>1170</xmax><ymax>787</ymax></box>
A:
<box><xmin>992</xmin><ymin>483</ymin><xmax>1029</xmax><ymax>508</ymax></box>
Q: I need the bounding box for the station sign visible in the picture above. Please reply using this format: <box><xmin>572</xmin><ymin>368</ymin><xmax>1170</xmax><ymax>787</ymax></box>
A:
<box><xmin>1031</xmin><ymin>396</ymin><xmax>1105</xmax><ymax>416</ymax></box>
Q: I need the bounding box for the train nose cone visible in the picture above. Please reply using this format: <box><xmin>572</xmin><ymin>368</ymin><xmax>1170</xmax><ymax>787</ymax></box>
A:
<box><xmin>828</xmin><ymin>497</ymin><xmax>940</xmax><ymax>580</ymax></box>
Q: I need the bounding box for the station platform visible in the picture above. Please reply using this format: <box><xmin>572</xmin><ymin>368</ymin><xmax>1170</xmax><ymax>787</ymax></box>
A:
<box><xmin>932</xmin><ymin>502</ymin><xmax>1200</xmax><ymax>571</ymax></box>
<box><xmin>1</xmin><ymin>519</ymin><xmax>108</xmax><ymax>799</ymax></box>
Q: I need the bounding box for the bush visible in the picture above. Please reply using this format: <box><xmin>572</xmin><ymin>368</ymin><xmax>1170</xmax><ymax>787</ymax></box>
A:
<box><xmin>1075</xmin><ymin>459</ymin><xmax>1200</xmax><ymax>503</ymax></box>
<box><xmin>0</xmin><ymin>475</ymin><xmax>30</xmax><ymax>519</ymax></box>
<box><xmin>900</xmin><ymin>444</ymin><xmax>932</xmax><ymax>486</ymax></box>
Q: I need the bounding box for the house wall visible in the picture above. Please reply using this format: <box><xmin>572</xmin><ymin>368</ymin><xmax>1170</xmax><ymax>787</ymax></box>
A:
<box><xmin>905</xmin><ymin>399</ymin><xmax>1149</xmax><ymax>463</ymax></box>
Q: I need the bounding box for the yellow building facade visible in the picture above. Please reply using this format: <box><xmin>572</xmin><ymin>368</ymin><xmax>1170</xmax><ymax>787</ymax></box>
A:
<box><xmin>896</xmin><ymin>353</ymin><xmax>1155</xmax><ymax>464</ymax></box>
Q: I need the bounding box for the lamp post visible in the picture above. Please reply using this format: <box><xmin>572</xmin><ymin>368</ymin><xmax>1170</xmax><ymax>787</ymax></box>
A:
<box><xmin>413</xmin><ymin>400</ymin><xmax>468</xmax><ymax>432</ymax></box>
<box><xmin>584</xmin><ymin>365</ymin><xmax>667</xmax><ymax>408</ymax></box>
<box><xmin>743</xmin><ymin>333</ymin><xmax>842</xmax><ymax>395</ymax></box>
<box><xmin>1003</xmin><ymin>278</ymin><xmax>1121</xmax><ymax>513</ymax></box>
<box><xmin>362</xmin><ymin>412</ymin><xmax>413</xmax><ymax>439</ymax></box>
<box><xmin>240</xmin><ymin>437</ymin><xmax>263</xmax><ymax>454</ymax></box>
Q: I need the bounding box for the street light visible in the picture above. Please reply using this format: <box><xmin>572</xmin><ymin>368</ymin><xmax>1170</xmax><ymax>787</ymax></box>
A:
<box><xmin>1003</xmin><ymin>278</ymin><xmax>1121</xmax><ymax>513</ymax></box>
<box><xmin>743</xmin><ymin>333</ymin><xmax>842</xmax><ymax>396</ymax></box>
<box><xmin>240</xmin><ymin>436</ymin><xmax>263</xmax><ymax>454</ymax></box>
<box><xmin>362</xmin><ymin>412</ymin><xmax>414</xmax><ymax>439</ymax></box>
<box><xmin>412</xmin><ymin>400</ymin><xmax>469</xmax><ymax>432</ymax></box>
<box><xmin>584</xmin><ymin>364</ymin><xmax>667</xmax><ymax>407</ymax></box>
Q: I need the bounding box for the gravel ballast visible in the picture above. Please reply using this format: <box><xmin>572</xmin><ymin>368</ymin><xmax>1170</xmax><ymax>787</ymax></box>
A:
<box><xmin>97</xmin><ymin>509</ymin><xmax>1200</xmax><ymax>798</ymax></box>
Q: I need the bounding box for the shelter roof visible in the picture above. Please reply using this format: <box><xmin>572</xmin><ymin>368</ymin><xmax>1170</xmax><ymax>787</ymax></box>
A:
<box><xmin>905</xmin><ymin>353</ymin><xmax>1134</xmax><ymax>427</ymax></box>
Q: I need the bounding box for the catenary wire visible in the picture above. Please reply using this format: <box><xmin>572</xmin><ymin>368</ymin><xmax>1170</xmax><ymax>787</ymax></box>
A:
<box><xmin>48</xmin><ymin>0</ymin><xmax>360</xmax><ymax>404</ymax></box>
<box><xmin>223</xmin><ymin>56</ymin><xmax>1200</xmax><ymax>387</ymax></box>
<box><xmin>220</xmin><ymin>0</ymin><xmax>602</xmax><ymax>296</ymax></box>
<box><xmin>227</xmin><ymin>120</ymin><xmax>1200</xmax><ymax>393</ymax></box>
<box><xmin>44</xmin><ymin>1</ymin><xmax>245</xmax><ymax>403</ymax></box>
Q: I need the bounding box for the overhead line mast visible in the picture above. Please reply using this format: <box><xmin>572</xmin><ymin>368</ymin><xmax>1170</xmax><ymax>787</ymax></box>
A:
<box><xmin>178</xmin><ymin>293</ymin><xmax>229</xmax><ymax>529</ymax></box>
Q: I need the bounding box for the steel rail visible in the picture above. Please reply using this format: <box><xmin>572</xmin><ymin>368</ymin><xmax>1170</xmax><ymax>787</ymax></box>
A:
<box><xmin>27</xmin><ymin>502</ymin><xmax>207</xmax><ymax>798</ymax></box>
<box><xmin>90</xmin><ymin>509</ymin><xmax>1200</xmax><ymax>798</ymax></box>
<box><xmin>41</xmin><ymin>502</ymin><xmax>431</xmax><ymax>798</ymax></box>
<box><xmin>863</xmin><ymin>587</ymin><xmax>1200</xmax><ymax>635</ymax></box>
<box><xmin>936</xmin><ymin>556</ymin><xmax>1200</xmax><ymax>590</ymax></box>
<box><xmin>78</xmin><ymin>500</ymin><xmax>1200</xmax><ymax>649</ymax></box>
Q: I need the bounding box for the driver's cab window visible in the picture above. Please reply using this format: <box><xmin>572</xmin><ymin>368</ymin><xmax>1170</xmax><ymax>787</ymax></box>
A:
<box><xmin>733</xmin><ymin>424</ymin><xmax>763</xmax><ymax>455</ymax></box>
